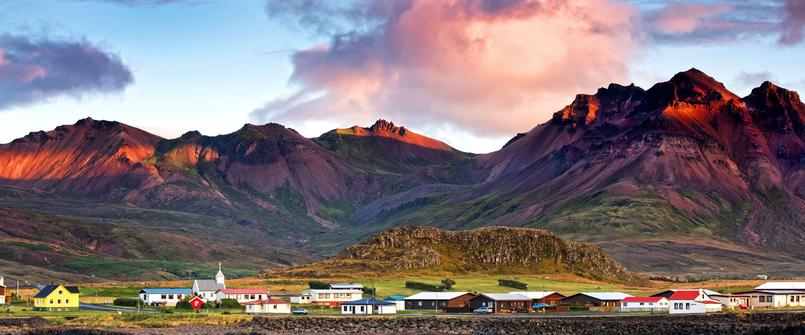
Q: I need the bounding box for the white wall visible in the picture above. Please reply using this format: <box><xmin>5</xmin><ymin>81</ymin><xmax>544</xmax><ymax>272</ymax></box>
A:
<box><xmin>670</xmin><ymin>301</ymin><xmax>707</xmax><ymax>314</ymax></box>
<box><xmin>246</xmin><ymin>303</ymin><xmax>291</xmax><ymax>314</ymax></box>
<box><xmin>341</xmin><ymin>304</ymin><xmax>397</xmax><ymax>315</ymax></box>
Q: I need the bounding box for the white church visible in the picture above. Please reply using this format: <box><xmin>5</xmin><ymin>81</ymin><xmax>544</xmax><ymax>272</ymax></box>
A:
<box><xmin>192</xmin><ymin>263</ymin><xmax>226</xmax><ymax>302</ymax></box>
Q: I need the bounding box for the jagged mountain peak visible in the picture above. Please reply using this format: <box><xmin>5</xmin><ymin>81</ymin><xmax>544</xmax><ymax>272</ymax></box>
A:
<box><xmin>328</xmin><ymin>119</ymin><xmax>455</xmax><ymax>152</ymax></box>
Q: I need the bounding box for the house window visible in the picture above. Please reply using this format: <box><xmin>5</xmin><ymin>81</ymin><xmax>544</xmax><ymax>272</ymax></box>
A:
<box><xmin>685</xmin><ymin>303</ymin><xmax>690</xmax><ymax>310</ymax></box>
<box><xmin>66</xmin><ymin>299</ymin><xmax>70</xmax><ymax>304</ymax></box>
<box><xmin>58</xmin><ymin>299</ymin><xmax>62</xmax><ymax>304</ymax></box>
<box><xmin>169</xmin><ymin>295</ymin><xmax>174</xmax><ymax>299</ymax></box>
<box><xmin>360</xmin><ymin>306</ymin><xmax>365</xmax><ymax>312</ymax></box>
<box><xmin>639</xmin><ymin>303</ymin><xmax>644</xmax><ymax>306</ymax></box>
<box><xmin>791</xmin><ymin>296</ymin><xmax>796</xmax><ymax>303</ymax></box>
<box><xmin>59</xmin><ymin>290</ymin><xmax>63</xmax><ymax>294</ymax></box>
<box><xmin>759</xmin><ymin>296</ymin><xmax>765</xmax><ymax>303</ymax></box>
<box><xmin>418</xmin><ymin>301</ymin><xmax>422</xmax><ymax>307</ymax></box>
<box><xmin>162</xmin><ymin>294</ymin><xmax>167</xmax><ymax>299</ymax></box>
<box><xmin>50</xmin><ymin>300</ymin><xmax>54</xmax><ymax>304</ymax></box>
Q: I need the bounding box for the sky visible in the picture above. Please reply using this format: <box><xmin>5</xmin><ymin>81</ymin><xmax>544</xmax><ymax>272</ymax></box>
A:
<box><xmin>0</xmin><ymin>0</ymin><xmax>803</xmax><ymax>153</ymax></box>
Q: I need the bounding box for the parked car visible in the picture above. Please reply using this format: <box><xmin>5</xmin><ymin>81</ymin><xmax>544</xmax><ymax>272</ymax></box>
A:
<box><xmin>292</xmin><ymin>308</ymin><xmax>309</xmax><ymax>315</ymax></box>
<box><xmin>474</xmin><ymin>306</ymin><xmax>494</xmax><ymax>314</ymax></box>
<box><xmin>532</xmin><ymin>303</ymin><xmax>551</xmax><ymax>310</ymax></box>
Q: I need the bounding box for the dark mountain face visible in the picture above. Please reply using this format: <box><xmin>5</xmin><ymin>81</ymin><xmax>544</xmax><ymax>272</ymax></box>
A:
<box><xmin>0</xmin><ymin>69</ymin><xmax>803</xmax><ymax>280</ymax></box>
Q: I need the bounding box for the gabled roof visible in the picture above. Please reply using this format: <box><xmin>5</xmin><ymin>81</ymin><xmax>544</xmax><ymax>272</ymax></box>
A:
<box><xmin>217</xmin><ymin>288</ymin><xmax>268</xmax><ymax>295</ymax></box>
<box><xmin>668</xmin><ymin>291</ymin><xmax>701</xmax><ymax>300</ymax></box>
<box><xmin>194</xmin><ymin>279</ymin><xmax>224</xmax><ymax>292</ymax></box>
<box><xmin>754</xmin><ymin>290</ymin><xmax>805</xmax><ymax>295</ymax></box>
<box><xmin>566</xmin><ymin>292</ymin><xmax>632</xmax><ymax>301</ymax></box>
<box><xmin>755</xmin><ymin>282</ymin><xmax>805</xmax><ymax>290</ymax></box>
<box><xmin>622</xmin><ymin>297</ymin><xmax>665</xmax><ymax>303</ymax></box>
<box><xmin>242</xmin><ymin>299</ymin><xmax>290</xmax><ymax>305</ymax></box>
<box><xmin>509</xmin><ymin>291</ymin><xmax>562</xmax><ymax>299</ymax></box>
<box><xmin>384</xmin><ymin>295</ymin><xmax>406</xmax><ymax>301</ymax></box>
<box><xmin>329</xmin><ymin>283</ymin><xmax>364</xmax><ymax>289</ymax></box>
<box><xmin>405</xmin><ymin>292</ymin><xmax>472</xmax><ymax>301</ymax></box>
<box><xmin>140</xmin><ymin>288</ymin><xmax>192</xmax><ymax>295</ymax></box>
<box><xmin>342</xmin><ymin>298</ymin><xmax>395</xmax><ymax>306</ymax></box>
<box><xmin>34</xmin><ymin>285</ymin><xmax>79</xmax><ymax>298</ymax></box>
<box><xmin>478</xmin><ymin>293</ymin><xmax>531</xmax><ymax>301</ymax></box>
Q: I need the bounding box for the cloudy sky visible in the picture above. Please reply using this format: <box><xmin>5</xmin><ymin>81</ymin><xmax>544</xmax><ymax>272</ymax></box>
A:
<box><xmin>1</xmin><ymin>0</ymin><xmax>803</xmax><ymax>153</ymax></box>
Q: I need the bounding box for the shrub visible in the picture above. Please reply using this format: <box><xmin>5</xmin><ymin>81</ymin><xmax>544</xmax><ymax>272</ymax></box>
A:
<box><xmin>175</xmin><ymin>300</ymin><xmax>193</xmax><ymax>310</ymax></box>
<box><xmin>362</xmin><ymin>287</ymin><xmax>376</xmax><ymax>296</ymax></box>
<box><xmin>498</xmin><ymin>279</ymin><xmax>528</xmax><ymax>290</ymax></box>
<box><xmin>308</xmin><ymin>281</ymin><xmax>329</xmax><ymax>289</ymax></box>
<box><xmin>113</xmin><ymin>298</ymin><xmax>140</xmax><ymax>307</ymax></box>
<box><xmin>219</xmin><ymin>299</ymin><xmax>241</xmax><ymax>309</ymax></box>
<box><xmin>441</xmin><ymin>278</ymin><xmax>456</xmax><ymax>290</ymax></box>
<box><xmin>405</xmin><ymin>281</ymin><xmax>445</xmax><ymax>291</ymax></box>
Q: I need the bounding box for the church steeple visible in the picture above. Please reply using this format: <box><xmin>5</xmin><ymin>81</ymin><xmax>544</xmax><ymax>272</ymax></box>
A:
<box><xmin>215</xmin><ymin>262</ymin><xmax>225</xmax><ymax>286</ymax></box>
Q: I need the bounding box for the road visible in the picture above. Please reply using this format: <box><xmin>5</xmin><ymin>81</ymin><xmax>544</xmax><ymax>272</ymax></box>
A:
<box><xmin>80</xmin><ymin>303</ymin><xmax>157</xmax><ymax>313</ymax></box>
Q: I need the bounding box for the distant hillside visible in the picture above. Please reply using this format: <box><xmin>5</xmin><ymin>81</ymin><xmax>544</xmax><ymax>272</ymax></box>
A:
<box><xmin>263</xmin><ymin>226</ymin><xmax>648</xmax><ymax>285</ymax></box>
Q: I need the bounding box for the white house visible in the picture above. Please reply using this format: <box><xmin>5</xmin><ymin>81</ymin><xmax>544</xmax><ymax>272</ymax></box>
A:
<box><xmin>744</xmin><ymin>282</ymin><xmax>805</xmax><ymax>308</ymax></box>
<box><xmin>384</xmin><ymin>296</ymin><xmax>406</xmax><ymax>311</ymax></box>
<box><xmin>243</xmin><ymin>299</ymin><xmax>291</xmax><ymax>314</ymax></box>
<box><xmin>709</xmin><ymin>293</ymin><xmax>751</xmax><ymax>309</ymax></box>
<box><xmin>192</xmin><ymin>263</ymin><xmax>226</xmax><ymax>302</ymax></box>
<box><xmin>215</xmin><ymin>288</ymin><xmax>269</xmax><ymax>303</ymax></box>
<box><xmin>0</xmin><ymin>277</ymin><xmax>6</xmax><ymax>305</ymax></box>
<box><xmin>139</xmin><ymin>288</ymin><xmax>192</xmax><ymax>306</ymax></box>
<box><xmin>292</xmin><ymin>289</ymin><xmax>364</xmax><ymax>306</ymax></box>
<box><xmin>620</xmin><ymin>297</ymin><xmax>669</xmax><ymax>312</ymax></box>
<box><xmin>341</xmin><ymin>298</ymin><xmax>397</xmax><ymax>315</ymax></box>
<box><xmin>668</xmin><ymin>289</ymin><xmax>722</xmax><ymax>314</ymax></box>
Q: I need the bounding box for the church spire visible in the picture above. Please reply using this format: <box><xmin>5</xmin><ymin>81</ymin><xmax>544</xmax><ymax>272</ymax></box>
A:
<box><xmin>215</xmin><ymin>262</ymin><xmax>225</xmax><ymax>286</ymax></box>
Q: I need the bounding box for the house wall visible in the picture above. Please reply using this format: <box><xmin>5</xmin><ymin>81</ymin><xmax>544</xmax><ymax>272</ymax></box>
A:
<box><xmin>711</xmin><ymin>296</ymin><xmax>749</xmax><ymax>309</ymax></box>
<box><xmin>561</xmin><ymin>295</ymin><xmax>603</xmax><ymax>307</ymax></box>
<box><xmin>34</xmin><ymin>288</ymin><xmax>79</xmax><ymax>311</ymax></box>
<box><xmin>140</xmin><ymin>293</ymin><xmax>187</xmax><ymax>306</ymax></box>
<box><xmin>0</xmin><ymin>286</ymin><xmax>5</xmax><ymax>305</ymax></box>
<box><xmin>468</xmin><ymin>297</ymin><xmax>530</xmax><ymax>313</ymax></box>
<box><xmin>669</xmin><ymin>301</ymin><xmax>707</xmax><ymax>314</ymax></box>
<box><xmin>341</xmin><ymin>304</ymin><xmax>397</xmax><ymax>315</ymax></box>
<box><xmin>308</xmin><ymin>291</ymin><xmax>363</xmax><ymax>306</ymax></box>
<box><xmin>405</xmin><ymin>299</ymin><xmax>447</xmax><ymax>310</ymax></box>
<box><xmin>216</xmin><ymin>293</ymin><xmax>266</xmax><ymax>303</ymax></box>
<box><xmin>620</xmin><ymin>301</ymin><xmax>669</xmax><ymax>312</ymax></box>
<box><xmin>538</xmin><ymin>293</ymin><xmax>565</xmax><ymax>305</ymax></box>
<box><xmin>246</xmin><ymin>303</ymin><xmax>291</xmax><ymax>314</ymax></box>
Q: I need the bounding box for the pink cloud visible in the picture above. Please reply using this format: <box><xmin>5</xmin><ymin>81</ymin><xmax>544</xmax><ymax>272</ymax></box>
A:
<box><xmin>650</xmin><ymin>3</ymin><xmax>732</xmax><ymax>35</ymax></box>
<box><xmin>780</xmin><ymin>0</ymin><xmax>805</xmax><ymax>45</ymax></box>
<box><xmin>253</xmin><ymin>0</ymin><xmax>639</xmax><ymax>138</ymax></box>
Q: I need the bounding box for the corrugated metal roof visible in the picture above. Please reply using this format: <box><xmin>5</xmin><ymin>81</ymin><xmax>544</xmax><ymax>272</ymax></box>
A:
<box><xmin>622</xmin><ymin>297</ymin><xmax>665</xmax><ymax>303</ymax></box>
<box><xmin>574</xmin><ymin>292</ymin><xmax>632</xmax><ymax>301</ymax></box>
<box><xmin>34</xmin><ymin>285</ymin><xmax>79</xmax><ymax>298</ymax></box>
<box><xmin>755</xmin><ymin>282</ymin><xmax>805</xmax><ymax>290</ymax></box>
<box><xmin>329</xmin><ymin>283</ymin><xmax>364</xmax><ymax>289</ymax></box>
<box><xmin>669</xmin><ymin>291</ymin><xmax>701</xmax><ymax>300</ymax></box>
<box><xmin>140</xmin><ymin>288</ymin><xmax>192</xmax><ymax>294</ymax></box>
<box><xmin>384</xmin><ymin>295</ymin><xmax>406</xmax><ymax>301</ymax></box>
<box><xmin>481</xmin><ymin>293</ymin><xmax>531</xmax><ymax>301</ymax></box>
<box><xmin>755</xmin><ymin>290</ymin><xmax>805</xmax><ymax>294</ymax></box>
<box><xmin>194</xmin><ymin>279</ymin><xmax>224</xmax><ymax>292</ymax></box>
<box><xmin>509</xmin><ymin>291</ymin><xmax>558</xmax><ymax>299</ymax></box>
<box><xmin>405</xmin><ymin>292</ymin><xmax>471</xmax><ymax>301</ymax></box>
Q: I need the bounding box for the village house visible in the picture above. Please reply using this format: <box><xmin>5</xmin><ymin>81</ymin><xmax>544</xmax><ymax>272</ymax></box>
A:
<box><xmin>192</xmin><ymin>263</ymin><xmax>226</xmax><ymax>302</ymax></box>
<box><xmin>215</xmin><ymin>288</ymin><xmax>269</xmax><ymax>303</ymax></box>
<box><xmin>139</xmin><ymin>288</ymin><xmax>192</xmax><ymax>306</ymax></box>
<box><xmin>341</xmin><ymin>298</ymin><xmax>398</xmax><ymax>315</ymax></box>
<box><xmin>708</xmin><ymin>293</ymin><xmax>751</xmax><ymax>309</ymax></box>
<box><xmin>33</xmin><ymin>284</ymin><xmax>79</xmax><ymax>311</ymax></box>
<box><xmin>0</xmin><ymin>277</ymin><xmax>6</xmax><ymax>305</ymax></box>
<box><xmin>384</xmin><ymin>296</ymin><xmax>406</xmax><ymax>311</ymax></box>
<box><xmin>292</xmin><ymin>289</ymin><xmax>363</xmax><ymax>306</ymax></box>
<box><xmin>468</xmin><ymin>293</ymin><xmax>532</xmax><ymax>313</ymax></box>
<box><xmin>651</xmin><ymin>289</ymin><xmax>720</xmax><ymax>299</ymax></box>
<box><xmin>741</xmin><ymin>282</ymin><xmax>805</xmax><ymax>308</ymax></box>
<box><xmin>668</xmin><ymin>289</ymin><xmax>722</xmax><ymax>314</ymax></box>
<box><xmin>404</xmin><ymin>292</ymin><xmax>476</xmax><ymax>312</ymax></box>
<box><xmin>620</xmin><ymin>297</ymin><xmax>669</xmax><ymax>313</ymax></box>
<box><xmin>509</xmin><ymin>291</ymin><xmax>566</xmax><ymax>305</ymax></box>
<box><xmin>243</xmin><ymin>299</ymin><xmax>291</xmax><ymax>314</ymax></box>
<box><xmin>561</xmin><ymin>292</ymin><xmax>632</xmax><ymax>310</ymax></box>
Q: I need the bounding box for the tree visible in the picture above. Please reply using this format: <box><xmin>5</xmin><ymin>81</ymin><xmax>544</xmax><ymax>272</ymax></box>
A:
<box><xmin>441</xmin><ymin>278</ymin><xmax>456</xmax><ymax>290</ymax></box>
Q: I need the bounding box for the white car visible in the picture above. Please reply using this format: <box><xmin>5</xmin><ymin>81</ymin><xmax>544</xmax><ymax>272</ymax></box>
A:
<box><xmin>474</xmin><ymin>306</ymin><xmax>494</xmax><ymax>314</ymax></box>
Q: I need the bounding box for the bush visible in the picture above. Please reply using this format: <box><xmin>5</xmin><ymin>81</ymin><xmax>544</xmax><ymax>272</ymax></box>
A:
<box><xmin>113</xmin><ymin>298</ymin><xmax>140</xmax><ymax>307</ymax></box>
<box><xmin>219</xmin><ymin>299</ymin><xmax>240</xmax><ymax>309</ymax></box>
<box><xmin>175</xmin><ymin>300</ymin><xmax>193</xmax><ymax>310</ymax></box>
<box><xmin>441</xmin><ymin>278</ymin><xmax>456</xmax><ymax>290</ymax></box>
<box><xmin>405</xmin><ymin>281</ymin><xmax>445</xmax><ymax>291</ymax></box>
<box><xmin>362</xmin><ymin>287</ymin><xmax>376</xmax><ymax>296</ymax></box>
<box><xmin>308</xmin><ymin>281</ymin><xmax>330</xmax><ymax>289</ymax></box>
<box><xmin>498</xmin><ymin>279</ymin><xmax>528</xmax><ymax>290</ymax></box>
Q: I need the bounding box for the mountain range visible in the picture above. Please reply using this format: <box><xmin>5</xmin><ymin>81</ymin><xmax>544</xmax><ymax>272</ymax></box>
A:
<box><xmin>0</xmin><ymin>69</ymin><xmax>803</xmax><ymax>281</ymax></box>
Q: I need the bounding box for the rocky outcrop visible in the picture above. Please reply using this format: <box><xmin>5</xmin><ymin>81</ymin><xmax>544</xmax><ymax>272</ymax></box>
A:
<box><xmin>266</xmin><ymin>226</ymin><xmax>646</xmax><ymax>285</ymax></box>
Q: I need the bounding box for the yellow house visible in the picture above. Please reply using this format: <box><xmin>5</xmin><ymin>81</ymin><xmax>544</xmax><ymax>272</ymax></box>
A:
<box><xmin>33</xmin><ymin>285</ymin><xmax>80</xmax><ymax>311</ymax></box>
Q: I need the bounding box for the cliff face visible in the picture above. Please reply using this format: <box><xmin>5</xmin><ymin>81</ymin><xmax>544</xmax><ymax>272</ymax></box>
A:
<box><xmin>268</xmin><ymin>226</ymin><xmax>647</xmax><ymax>285</ymax></box>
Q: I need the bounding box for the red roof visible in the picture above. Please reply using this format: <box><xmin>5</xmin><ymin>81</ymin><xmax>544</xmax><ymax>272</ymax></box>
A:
<box><xmin>218</xmin><ymin>288</ymin><xmax>269</xmax><ymax>295</ymax></box>
<box><xmin>669</xmin><ymin>291</ymin><xmax>701</xmax><ymax>300</ymax></box>
<box><xmin>622</xmin><ymin>297</ymin><xmax>664</xmax><ymax>303</ymax></box>
<box><xmin>243</xmin><ymin>299</ymin><xmax>289</xmax><ymax>305</ymax></box>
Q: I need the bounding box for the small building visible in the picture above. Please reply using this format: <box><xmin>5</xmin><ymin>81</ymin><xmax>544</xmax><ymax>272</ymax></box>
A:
<box><xmin>243</xmin><ymin>299</ymin><xmax>291</xmax><ymax>314</ymax></box>
<box><xmin>620</xmin><ymin>297</ymin><xmax>669</xmax><ymax>313</ymax></box>
<box><xmin>33</xmin><ymin>284</ymin><xmax>79</xmax><ymax>311</ymax></box>
<box><xmin>468</xmin><ymin>293</ymin><xmax>532</xmax><ymax>313</ymax></box>
<box><xmin>0</xmin><ymin>277</ymin><xmax>6</xmax><ymax>305</ymax></box>
<box><xmin>293</xmin><ymin>289</ymin><xmax>363</xmax><ymax>306</ymax></box>
<box><xmin>561</xmin><ymin>292</ymin><xmax>633</xmax><ymax>310</ymax></box>
<box><xmin>139</xmin><ymin>288</ymin><xmax>192</xmax><ymax>306</ymax></box>
<box><xmin>509</xmin><ymin>291</ymin><xmax>566</xmax><ymax>305</ymax></box>
<box><xmin>192</xmin><ymin>263</ymin><xmax>226</xmax><ymax>302</ymax></box>
<box><xmin>651</xmin><ymin>289</ymin><xmax>720</xmax><ymax>299</ymax></box>
<box><xmin>404</xmin><ymin>292</ymin><xmax>476</xmax><ymax>312</ymax></box>
<box><xmin>708</xmin><ymin>293</ymin><xmax>751</xmax><ymax>309</ymax></box>
<box><xmin>742</xmin><ymin>282</ymin><xmax>805</xmax><ymax>308</ymax></box>
<box><xmin>668</xmin><ymin>290</ymin><xmax>722</xmax><ymax>314</ymax></box>
<box><xmin>384</xmin><ymin>295</ymin><xmax>406</xmax><ymax>311</ymax></box>
<box><xmin>341</xmin><ymin>298</ymin><xmax>397</xmax><ymax>315</ymax></box>
<box><xmin>215</xmin><ymin>288</ymin><xmax>269</xmax><ymax>303</ymax></box>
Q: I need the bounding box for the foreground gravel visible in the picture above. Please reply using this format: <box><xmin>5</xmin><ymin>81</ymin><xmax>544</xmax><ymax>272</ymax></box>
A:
<box><xmin>2</xmin><ymin>312</ymin><xmax>804</xmax><ymax>335</ymax></box>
